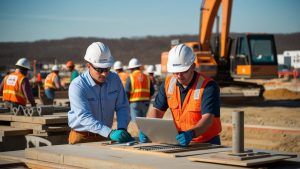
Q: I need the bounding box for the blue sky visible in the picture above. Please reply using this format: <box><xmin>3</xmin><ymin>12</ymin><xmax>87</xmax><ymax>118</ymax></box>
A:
<box><xmin>0</xmin><ymin>0</ymin><xmax>299</xmax><ymax>42</ymax></box>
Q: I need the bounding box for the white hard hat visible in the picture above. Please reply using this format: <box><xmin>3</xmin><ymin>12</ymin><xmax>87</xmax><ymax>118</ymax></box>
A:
<box><xmin>84</xmin><ymin>42</ymin><xmax>114</xmax><ymax>68</ymax></box>
<box><xmin>113</xmin><ymin>61</ymin><xmax>123</xmax><ymax>70</ymax></box>
<box><xmin>52</xmin><ymin>65</ymin><xmax>59</xmax><ymax>71</ymax></box>
<box><xmin>167</xmin><ymin>44</ymin><xmax>195</xmax><ymax>73</ymax></box>
<box><xmin>147</xmin><ymin>65</ymin><xmax>155</xmax><ymax>73</ymax></box>
<box><xmin>15</xmin><ymin>58</ymin><xmax>31</xmax><ymax>70</ymax></box>
<box><xmin>128</xmin><ymin>58</ymin><xmax>141</xmax><ymax>69</ymax></box>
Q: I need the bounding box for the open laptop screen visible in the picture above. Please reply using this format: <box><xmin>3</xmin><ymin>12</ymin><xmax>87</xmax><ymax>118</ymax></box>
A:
<box><xmin>135</xmin><ymin>117</ymin><xmax>179</xmax><ymax>144</ymax></box>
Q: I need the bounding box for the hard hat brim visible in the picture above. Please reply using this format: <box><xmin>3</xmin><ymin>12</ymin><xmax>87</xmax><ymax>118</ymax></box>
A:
<box><xmin>167</xmin><ymin>63</ymin><xmax>192</xmax><ymax>73</ymax></box>
<box><xmin>16</xmin><ymin>65</ymin><xmax>30</xmax><ymax>70</ymax></box>
<box><xmin>92</xmin><ymin>62</ymin><xmax>114</xmax><ymax>68</ymax></box>
<box><xmin>128</xmin><ymin>64</ymin><xmax>141</xmax><ymax>69</ymax></box>
<box><xmin>114</xmin><ymin>67</ymin><xmax>122</xmax><ymax>70</ymax></box>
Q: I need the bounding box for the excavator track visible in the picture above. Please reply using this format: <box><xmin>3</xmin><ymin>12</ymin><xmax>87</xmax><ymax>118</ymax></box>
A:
<box><xmin>218</xmin><ymin>80</ymin><xmax>264</xmax><ymax>104</ymax></box>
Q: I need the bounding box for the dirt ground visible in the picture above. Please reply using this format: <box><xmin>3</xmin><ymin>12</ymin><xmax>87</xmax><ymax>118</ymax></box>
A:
<box><xmin>220</xmin><ymin>104</ymin><xmax>300</xmax><ymax>154</ymax></box>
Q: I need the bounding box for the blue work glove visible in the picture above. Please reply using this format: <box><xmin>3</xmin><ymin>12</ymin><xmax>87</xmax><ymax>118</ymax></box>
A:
<box><xmin>139</xmin><ymin>131</ymin><xmax>149</xmax><ymax>143</ymax></box>
<box><xmin>109</xmin><ymin>129</ymin><xmax>134</xmax><ymax>143</ymax></box>
<box><xmin>176</xmin><ymin>130</ymin><xmax>195</xmax><ymax>146</ymax></box>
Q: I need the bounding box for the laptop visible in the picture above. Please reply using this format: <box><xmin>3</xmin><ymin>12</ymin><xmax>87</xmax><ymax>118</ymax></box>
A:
<box><xmin>135</xmin><ymin>117</ymin><xmax>179</xmax><ymax>144</ymax></box>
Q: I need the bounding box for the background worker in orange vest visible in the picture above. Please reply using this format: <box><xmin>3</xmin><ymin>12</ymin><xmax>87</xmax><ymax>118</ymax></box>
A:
<box><xmin>125</xmin><ymin>58</ymin><xmax>154</xmax><ymax>121</ymax></box>
<box><xmin>113</xmin><ymin>60</ymin><xmax>128</xmax><ymax>87</ymax></box>
<box><xmin>0</xmin><ymin>58</ymin><xmax>36</xmax><ymax>109</ymax></box>
<box><xmin>140</xmin><ymin>44</ymin><xmax>222</xmax><ymax>146</ymax></box>
<box><xmin>44</xmin><ymin>65</ymin><xmax>62</xmax><ymax>102</ymax></box>
<box><xmin>66</xmin><ymin>60</ymin><xmax>79</xmax><ymax>82</ymax></box>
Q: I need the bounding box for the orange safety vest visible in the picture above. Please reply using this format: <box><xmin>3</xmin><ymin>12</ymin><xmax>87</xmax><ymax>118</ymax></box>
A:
<box><xmin>129</xmin><ymin>70</ymin><xmax>151</xmax><ymax>102</ymax></box>
<box><xmin>118</xmin><ymin>71</ymin><xmax>129</xmax><ymax>87</ymax></box>
<box><xmin>164</xmin><ymin>73</ymin><xmax>222</xmax><ymax>143</ymax></box>
<box><xmin>44</xmin><ymin>72</ymin><xmax>57</xmax><ymax>89</ymax></box>
<box><xmin>37</xmin><ymin>73</ymin><xmax>42</xmax><ymax>82</ymax></box>
<box><xmin>2</xmin><ymin>72</ymin><xmax>27</xmax><ymax>106</ymax></box>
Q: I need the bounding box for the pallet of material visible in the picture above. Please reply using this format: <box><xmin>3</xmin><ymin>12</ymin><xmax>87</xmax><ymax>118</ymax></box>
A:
<box><xmin>0</xmin><ymin>112</ymin><xmax>68</xmax><ymax>124</ymax></box>
<box><xmin>11</xmin><ymin>121</ymin><xmax>70</xmax><ymax>145</ymax></box>
<box><xmin>11</xmin><ymin>122</ymin><xmax>70</xmax><ymax>133</ymax></box>
<box><xmin>0</xmin><ymin>126</ymin><xmax>32</xmax><ymax>138</ymax></box>
<box><xmin>0</xmin><ymin>112</ymin><xmax>69</xmax><ymax>152</ymax></box>
<box><xmin>0</xmin><ymin>126</ymin><xmax>32</xmax><ymax>152</ymax></box>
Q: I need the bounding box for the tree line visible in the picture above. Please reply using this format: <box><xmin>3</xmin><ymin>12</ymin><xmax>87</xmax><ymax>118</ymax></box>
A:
<box><xmin>0</xmin><ymin>33</ymin><xmax>299</xmax><ymax>69</ymax></box>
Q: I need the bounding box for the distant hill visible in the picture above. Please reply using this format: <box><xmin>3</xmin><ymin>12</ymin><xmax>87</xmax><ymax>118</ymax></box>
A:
<box><xmin>0</xmin><ymin>33</ymin><xmax>299</xmax><ymax>68</ymax></box>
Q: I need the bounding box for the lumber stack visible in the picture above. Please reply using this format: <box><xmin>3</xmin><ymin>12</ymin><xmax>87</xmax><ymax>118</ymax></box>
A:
<box><xmin>0</xmin><ymin>112</ymin><xmax>69</xmax><ymax>152</ymax></box>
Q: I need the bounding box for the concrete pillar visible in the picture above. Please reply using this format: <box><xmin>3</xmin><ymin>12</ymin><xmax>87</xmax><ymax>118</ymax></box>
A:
<box><xmin>232</xmin><ymin>110</ymin><xmax>244</xmax><ymax>154</ymax></box>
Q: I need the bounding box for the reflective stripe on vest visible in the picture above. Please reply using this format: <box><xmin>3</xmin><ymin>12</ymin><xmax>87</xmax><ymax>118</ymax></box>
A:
<box><xmin>165</xmin><ymin>73</ymin><xmax>221</xmax><ymax>143</ymax></box>
<box><xmin>2</xmin><ymin>72</ymin><xmax>26</xmax><ymax>106</ymax></box>
<box><xmin>129</xmin><ymin>70</ymin><xmax>150</xmax><ymax>102</ymax></box>
<box><xmin>44</xmin><ymin>72</ymin><xmax>57</xmax><ymax>89</ymax></box>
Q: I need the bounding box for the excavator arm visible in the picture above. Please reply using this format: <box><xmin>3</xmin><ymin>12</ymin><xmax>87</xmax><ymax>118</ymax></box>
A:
<box><xmin>199</xmin><ymin>0</ymin><xmax>232</xmax><ymax>58</ymax></box>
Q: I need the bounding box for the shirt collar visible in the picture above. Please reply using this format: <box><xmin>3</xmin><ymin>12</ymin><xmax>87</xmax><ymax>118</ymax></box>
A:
<box><xmin>85</xmin><ymin>70</ymin><xmax>96</xmax><ymax>87</ymax></box>
<box><xmin>176</xmin><ymin>71</ymin><xmax>197</xmax><ymax>90</ymax></box>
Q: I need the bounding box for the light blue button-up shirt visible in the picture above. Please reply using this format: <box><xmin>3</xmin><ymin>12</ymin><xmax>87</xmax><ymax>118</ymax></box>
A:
<box><xmin>68</xmin><ymin>70</ymin><xmax>130</xmax><ymax>137</ymax></box>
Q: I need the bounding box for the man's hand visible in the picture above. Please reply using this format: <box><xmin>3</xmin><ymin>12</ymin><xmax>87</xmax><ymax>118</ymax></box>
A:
<box><xmin>139</xmin><ymin>131</ymin><xmax>149</xmax><ymax>143</ymax></box>
<box><xmin>109</xmin><ymin>129</ymin><xmax>133</xmax><ymax>143</ymax></box>
<box><xmin>176</xmin><ymin>130</ymin><xmax>195</xmax><ymax>146</ymax></box>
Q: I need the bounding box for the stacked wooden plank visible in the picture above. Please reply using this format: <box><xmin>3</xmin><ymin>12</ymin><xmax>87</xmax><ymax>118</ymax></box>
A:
<box><xmin>0</xmin><ymin>112</ymin><xmax>69</xmax><ymax>152</ymax></box>
<box><xmin>0</xmin><ymin>125</ymin><xmax>31</xmax><ymax>152</ymax></box>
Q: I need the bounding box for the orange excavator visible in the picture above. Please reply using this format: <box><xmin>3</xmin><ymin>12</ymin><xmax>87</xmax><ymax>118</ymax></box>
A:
<box><xmin>161</xmin><ymin>0</ymin><xmax>278</xmax><ymax>98</ymax></box>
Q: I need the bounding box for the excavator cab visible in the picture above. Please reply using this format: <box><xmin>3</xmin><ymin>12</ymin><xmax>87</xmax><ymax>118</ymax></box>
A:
<box><xmin>230</xmin><ymin>34</ymin><xmax>278</xmax><ymax>79</ymax></box>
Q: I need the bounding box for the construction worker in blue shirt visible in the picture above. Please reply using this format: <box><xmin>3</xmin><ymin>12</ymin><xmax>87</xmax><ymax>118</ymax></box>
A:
<box><xmin>68</xmin><ymin>42</ymin><xmax>133</xmax><ymax>144</ymax></box>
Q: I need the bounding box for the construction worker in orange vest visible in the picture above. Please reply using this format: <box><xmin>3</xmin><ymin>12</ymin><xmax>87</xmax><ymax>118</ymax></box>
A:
<box><xmin>125</xmin><ymin>58</ymin><xmax>155</xmax><ymax>121</ymax></box>
<box><xmin>44</xmin><ymin>65</ymin><xmax>62</xmax><ymax>103</ymax></box>
<box><xmin>0</xmin><ymin>58</ymin><xmax>36</xmax><ymax>109</ymax></box>
<box><xmin>139</xmin><ymin>44</ymin><xmax>222</xmax><ymax>146</ymax></box>
<box><xmin>113</xmin><ymin>61</ymin><xmax>129</xmax><ymax>87</ymax></box>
